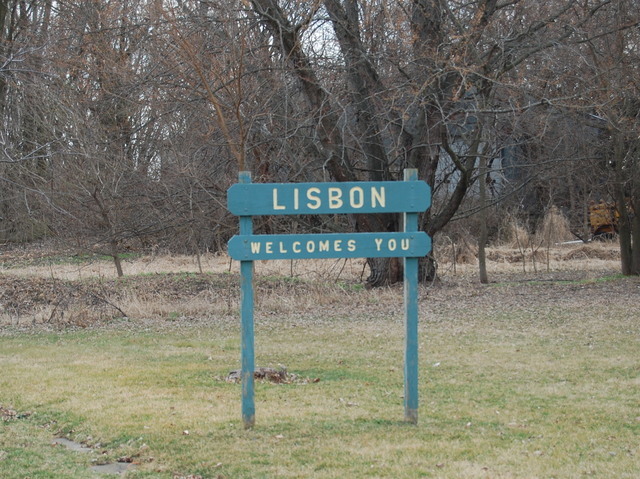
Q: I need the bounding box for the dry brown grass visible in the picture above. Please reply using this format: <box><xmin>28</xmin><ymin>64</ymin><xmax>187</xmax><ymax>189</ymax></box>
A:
<box><xmin>437</xmin><ymin>239</ymin><xmax>620</xmax><ymax>277</ymax></box>
<box><xmin>0</xmin><ymin>239</ymin><xmax>624</xmax><ymax>328</ymax></box>
<box><xmin>0</xmin><ymin>252</ymin><xmax>370</xmax><ymax>282</ymax></box>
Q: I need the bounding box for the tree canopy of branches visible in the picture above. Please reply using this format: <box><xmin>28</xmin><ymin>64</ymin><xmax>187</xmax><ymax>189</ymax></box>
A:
<box><xmin>0</xmin><ymin>0</ymin><xmax>638</xmax><ymax>280</ymax></box>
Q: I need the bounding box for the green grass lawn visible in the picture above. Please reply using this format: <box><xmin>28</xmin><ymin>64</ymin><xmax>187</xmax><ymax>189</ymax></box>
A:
<box><xmin>1</xmin><ymin>280</ymin><xmax>639</xmax><ymax>478</ymax></box>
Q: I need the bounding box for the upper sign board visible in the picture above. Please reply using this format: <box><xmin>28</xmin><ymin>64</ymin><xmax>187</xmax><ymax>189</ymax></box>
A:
<box><xmin>227</xmin><ymin>180</ymin><xmax>431</xmax><ymax>216</ymax></box>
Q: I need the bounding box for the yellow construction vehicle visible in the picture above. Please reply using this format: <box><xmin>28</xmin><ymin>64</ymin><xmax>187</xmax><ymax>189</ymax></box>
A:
<box><xmin>588</xmin><ymin>200</ymin><xmax>619</xmax><ymax>239</ymax></box>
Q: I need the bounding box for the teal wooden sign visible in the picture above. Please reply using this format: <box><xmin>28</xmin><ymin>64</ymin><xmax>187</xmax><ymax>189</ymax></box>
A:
<box><xmin>229</xmin><ymin>232</ymin><xmax>431</xmax><ymax>260</ymax></box>
<box><xmin>227</xmin><ymin>171</ymin><xmax>431</xmax><ymax>428</ymax></box>
<box><xmin>227</xmin><ymin>180</ymin><xmax>430</xmax><ymax>216</ymax></box>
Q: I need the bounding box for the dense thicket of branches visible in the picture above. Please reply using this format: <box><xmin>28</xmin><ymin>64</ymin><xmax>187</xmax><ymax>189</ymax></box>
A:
<box><xmin>0</xmin><ymin>0</ymin><xmax>638</xmax><ymax>279</ymax></box>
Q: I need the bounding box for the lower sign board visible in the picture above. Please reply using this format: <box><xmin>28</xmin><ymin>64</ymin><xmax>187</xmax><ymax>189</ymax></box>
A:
<box><xmin>228</xmin><ymin>232</ymin><xmax>431</xmax><ymax>261</ymax></box>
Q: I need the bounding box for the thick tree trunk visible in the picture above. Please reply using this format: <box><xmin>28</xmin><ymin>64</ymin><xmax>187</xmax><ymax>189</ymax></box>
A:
<box><xmin>366</xmin><ymin>252</ymin><xmax>437</xmax><ymax>287</ymax></box>
<box><xmin>250</xmin><ymin>0</ymin><xmax>355</xmax><ymax>184</ymax></box>
<box><xmin>366</xmin><ymin>257</ymin><xmax>401</xmax><ymax>287</ymax></box>
<box><xmin>478</xmin><ymin>156</ymin><xmax>489</xmax><ymax>284</ymax></box>
<box><xmin>110</xmin><ymin>239</ymin><xmax>124</xmax><ymax>277</ymax></box>
<box><xmin>617</xmin><ymin>210</ymin><xmax>633</xmax><ymax>275</ymax></box>
<box><xmin>613</xmin><ymin>133</ymin><xmax>636</xmax><ymax>276</ymax></box>
<box><xmin>631</xmin><ymin>197</ymin><xmax>640</xmax><ymax>275</ymax></box>
<box><xmin>323</xmin><ymin>0</ymin><xmax>389</xmax><ymax>182</ymax></box>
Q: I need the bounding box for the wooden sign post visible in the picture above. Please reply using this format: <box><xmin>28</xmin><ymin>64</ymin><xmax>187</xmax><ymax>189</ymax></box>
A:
<box><xmin>227</xmin><ymin>170</ymin><xmax>431</xmax><ymax>428</ymax></box>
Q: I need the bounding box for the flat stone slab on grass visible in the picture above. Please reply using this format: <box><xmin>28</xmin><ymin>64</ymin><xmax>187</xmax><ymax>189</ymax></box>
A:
<box><xmin>52</xmin><ymin>437</ymin><xmax>137</xmax><ymax>475</ymax></box>
<box><xmin>91</xmin><ymin>462</ymin><xmax>137</xmax><ymax>475</ymax></box>
<box><xmin>52</xmin><ymin>437</ymin><xmax>93</xmax><ymax>453</ymax></box>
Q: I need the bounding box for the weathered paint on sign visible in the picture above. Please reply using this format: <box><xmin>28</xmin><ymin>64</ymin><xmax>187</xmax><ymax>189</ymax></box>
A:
<box><xmin>402</xmin><ymin>168</ymin><xmax>420</xmax><ymax>424</ymax></box>
<box><xmin>237</xmin><ymin>172</ymin><xmax>255</xmax><ymax>429</ymax></box>
<box><xmin>227</xmin><ymin>180</ymin><xmax>430</xmax><ymax>216</ymax></box>
<box><xmin>227</xmin><ymin>170</ymin><xmax>431</xmax><ymax>428</ymax></box>
<box><xmin>228</xmin><ymin>232</ymin><xmax>431</xmax><ymax>260</ymax></box>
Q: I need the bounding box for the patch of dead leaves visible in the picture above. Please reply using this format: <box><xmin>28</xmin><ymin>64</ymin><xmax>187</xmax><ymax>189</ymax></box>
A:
<box><xmin>0</xmin><ymin>405</ymin><xmax>31</xmax><ymax>421</ymax></box>
<box><xmin>224</xmin><ymin>367</ymin><xmax>320</xmax><ymax>384</ymax></box>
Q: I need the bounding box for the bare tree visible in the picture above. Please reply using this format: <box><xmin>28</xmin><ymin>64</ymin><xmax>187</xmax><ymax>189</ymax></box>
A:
<box><xmin>245</xmin><ymin>0</ymin><xmax>624</xmax><ymax>285</ymax></box>
<box><xmin>3</xmin><ymin>0</ymin><xmax>637</xmax><ymax>282</ymax></box>
<box><xmin>0</xmin><ymin>0</ymin><xmax>54</xmax><ymax>243</ymax></box>
<box><xmin>514</xmin><ymin>0</ymin><xmax>640</xmax><ymax>274</ymax></box>
<box><xmin>582</xmin><ymin>0</ymin><xmax>640</xmax><ymax>274</ymax></box>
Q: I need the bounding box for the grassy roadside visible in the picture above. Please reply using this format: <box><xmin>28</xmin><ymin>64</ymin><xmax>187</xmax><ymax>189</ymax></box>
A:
<box><xmin>1</xmin><ymin>279</ymin><xmax>639</xmax><ymax>479</ymax></box>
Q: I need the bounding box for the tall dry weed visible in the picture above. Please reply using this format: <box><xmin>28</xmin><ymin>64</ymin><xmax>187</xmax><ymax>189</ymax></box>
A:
<box><xmin>455</xmin><ymin>236</ymin><xmax>478</xmax><ymax>264</ymax></box>
<box><xmin>499</xmin><ymin>213</ymin><xmax>532</xmax><ymax>248</ymax></box>
<box><xmin>537</xmin><ymin>206</ymin><xmax>572</xmax><ymax>246</ymax></box>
